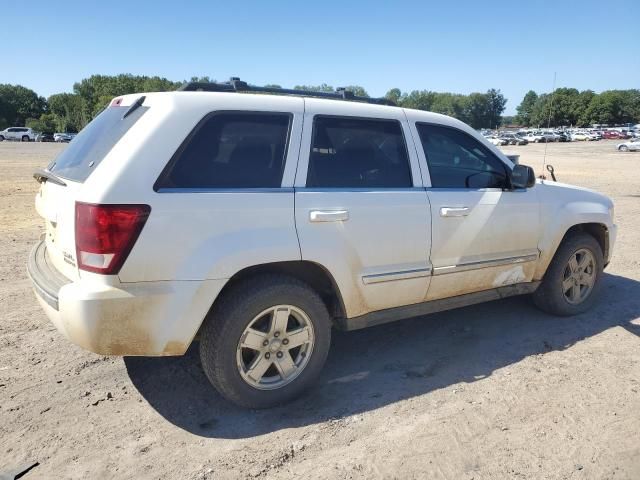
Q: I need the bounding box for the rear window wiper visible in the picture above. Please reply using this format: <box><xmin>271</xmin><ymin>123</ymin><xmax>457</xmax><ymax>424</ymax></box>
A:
<box><xmin>33</xmin><ymin>169</ymin><xmax>67</xmax><ymax>187</ymax></box>
<box><xmin>122</xmin><ymin>95</ymin><xmax>146</xmax><ymax>119</ymax></box>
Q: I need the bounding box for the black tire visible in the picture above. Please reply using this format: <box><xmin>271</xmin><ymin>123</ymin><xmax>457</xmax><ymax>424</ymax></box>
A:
<box><xmin>0</xmin><ymin>136</ymin><xmax>4</xmax><ymax>141</ymax></box>
<box><xmin>199</xmin><ymin>274</ymin><xmax>332</xmax><ymax>408</ymax></box>
<box><xmin>21</xmin><ymin>135</ymin><xmax>29</xmax><ymax>142</ymax></box>
<box><xmin>619</xmin><ymin>145</ymin><xmax>629</xmax><ymax>152</ymax></box>
<box><xmin>533</xmin><ymin>232</ymin><xmax>603</xmax><ymax>316</ymax></box>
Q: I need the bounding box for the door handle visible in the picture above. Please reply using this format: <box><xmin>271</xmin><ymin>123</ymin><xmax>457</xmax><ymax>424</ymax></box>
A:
<box><xmin>309</xmin><ymin>210</ymin><xmax>349</xmax><ymax>222</ymax></box>
<box><xmin>440</xmin><ymin>206</ymin><xmax>470</xmax><ymax>217</ymax></box>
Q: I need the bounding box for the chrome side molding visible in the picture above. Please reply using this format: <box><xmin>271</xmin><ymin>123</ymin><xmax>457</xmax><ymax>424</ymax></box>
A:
<box><xmin>362</xmin><ymin>267</ymin><xmax>432</xmax><ymax>285</ymax></box>
<box><xmin>433</xmin><ymin>253</ymin><xmax>539</xmax><ymax>276</ymax></box>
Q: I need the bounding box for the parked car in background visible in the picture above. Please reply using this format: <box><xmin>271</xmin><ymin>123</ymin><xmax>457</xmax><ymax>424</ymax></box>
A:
<box><xmin>618</xmin><ymin>130</ymin><xmax>631</xmax><ymax>139</ymax></box>
<box><xmin>37</xmin><ymin>132</ymin><xmax>55</xmax><ymax>142</ymax></box>
<box><xmin>487</xmin><ymin>136</ymin><xmax>508</xmax><ymax>146</ymax></box>
<box><xmin>602</xmin><ymin>131</ymin><xmax>621</xmax><ymax>139</ymax></box>
<box><xmin>617</xmin><ymin>140</ymin><xmax>640</xmax><ymax>152</ymax></box>
<box><xmin>587</xmin><ymin>132</ymin><xmax>601</xmax><ymax>141</ymax></box>
<box><xmin>544</xmin><ymin>132</ymin><xmax>562</xmax><ymax>142</ymax></box>
<box><xmin>553</xmin><ymin>131</ymin><xmax>570</xmax><ymax>142</ymax></box>
<box><xmin>0</xmin><ymin>127</ymin><xmax>36</xmax><ymax>142</ymax></box>
<box><xmin>570</xmin><ymin>131</ymin><xmax>590</xmax><ymax>141</ymax></box>
<box><xmin>500</xmin><ymin>133</ymin><xmax>528</xmax><ymax>145</ymax></box>
<box><xmin>522</xmin><ymin>132</ymin><xmax>545</xmax><ymax>143</ymax></box>
<box><xmin>54</xmin><ymin>133</ymin><xmax>74</xmax><ymax>143</ymax></box>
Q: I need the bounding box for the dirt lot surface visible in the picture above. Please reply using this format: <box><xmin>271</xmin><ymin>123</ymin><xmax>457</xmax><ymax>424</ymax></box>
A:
<box><xmin>1</xmin><ymin>141</ymin><xmax>639</xmax><ymax>480</ymax></box>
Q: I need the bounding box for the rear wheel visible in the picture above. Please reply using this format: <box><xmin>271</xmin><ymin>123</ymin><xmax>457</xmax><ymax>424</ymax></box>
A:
<box><xmin>619</xmin><ymin>145</ymin><xmax>629</xmax><ymax>152</ymax></box>
<box><xmin>21</xmin><ymin>135</ymin><xmax>29</xmax><ymax>142</ymax></box>
<box><xmin>199</xmin><ymin>274</ymin><xmax>331</xmax><ymax>408</ymax></box>
<box><xmin>533</xmin><ymin>232</ymin><xmax>603</xmax><ymax>316</ymax></box>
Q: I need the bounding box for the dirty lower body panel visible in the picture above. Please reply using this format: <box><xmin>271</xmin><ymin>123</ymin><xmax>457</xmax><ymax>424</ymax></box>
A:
<box><xmin>336</xmin><ymin>281</ymin><xmax>541</xmax><ymax>331</ymax></box>
<box><xmin>27</xmin><ymin>240</ymin><xmax>226</xmax><ymax>356</ymax></box>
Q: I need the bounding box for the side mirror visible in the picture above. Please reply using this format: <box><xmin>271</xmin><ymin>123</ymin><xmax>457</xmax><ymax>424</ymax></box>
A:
<box><xmin>510</xmin><ymin>164</ymin><xmax>536</xmax><ymax>189</ymax></box>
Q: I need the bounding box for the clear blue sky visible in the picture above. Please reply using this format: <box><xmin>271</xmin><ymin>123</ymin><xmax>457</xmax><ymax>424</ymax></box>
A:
<box><xmin>2</xmin><ymin>0</ymin><xmax>638</xmax><ymax>114</ymax></box>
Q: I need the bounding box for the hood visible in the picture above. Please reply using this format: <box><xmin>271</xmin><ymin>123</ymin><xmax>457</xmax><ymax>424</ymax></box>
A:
<box><xmin>535</xmin><ymin>179</ymin><xmax>614</xmax><ymax>209</ymax></box>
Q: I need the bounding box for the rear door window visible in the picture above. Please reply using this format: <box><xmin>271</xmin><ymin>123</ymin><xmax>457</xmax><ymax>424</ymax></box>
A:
<box><xmin>155</xmin><ymin>112</ymin><xmax>291</xmax><ymax>189</ymax></box>
<box><xmin>48</xmin><ymin>104</ymin><xmax>148</xmax><ymax>182</ymax></box>
<box><xmin>306</xmin><ymin>116</ymin><xmax>412</xmax><ymax>188</ymax></box>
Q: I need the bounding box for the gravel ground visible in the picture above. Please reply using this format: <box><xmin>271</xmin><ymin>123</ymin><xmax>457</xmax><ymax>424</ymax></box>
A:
<box><xmin>1</xmin><ymin>140</ymin><xmax>639</xmax><ymax>480</ymax></box>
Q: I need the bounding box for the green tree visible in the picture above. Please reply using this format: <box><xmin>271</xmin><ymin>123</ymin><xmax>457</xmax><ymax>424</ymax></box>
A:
<box><xmin>384</xmin><ymin>88</ymin><xmax>404</xmax><ymax>105</ymax></box>
<box><xmin>583</xmin><ymin>91</ymin><xmax>621</xmax><ymax>125</ymax></box>
<box><xmin>576</xmin><ymin>90</ymin><xmax>596</xmax><ymax>126</ymax></box>
<box><xmin>465</xmin><ymin>92</ymin><xmax>490</xmax><ymax>129</ymax></box>
<box><xmin>189</xmin><ymin>76</ymin><xmax>215</xmax><ymax>83</ymax></box>
<box><xmin>73</xmin><ymin>74</ymin><xmax>181</xmax><ymax>119</ymax></box>
<box><xmin>291</xmin><ymin>83</ymin><xmax>368</xmax><ymax>97</ymax></box>
<box><xmin>485</xmin><ymin>89</ymin><xmax>507</xmax><ymax>128</ymax></box>
<box><xmin>26</xmin><ymin>113</ymin><xmax>58</xmax><ymax>133</ymax></box>
<box><xmin>47</xmin><ymin>93</ymin><xmax>87</xmax><ymax>132</ymax></box>
<box><xmin>515</xmin><ymin>90</ymin><xmax>538</xmax><ymax>126</ymax></box>
<box><xmin>0</xmin><ymin>84</ymin><xmax>46</xmax><ymax>126</ymax></box>
<box><xmin>0</xmin><ymin>96</ymin><xmax>13</xmax><ymax>129</ymax></box>
<box><xmin>341</xmin><ymin>85</ymin><xmax>369</xmax><ymax>97</ymax></box>
<box><xmin>430</xmin><ymin>93</ymin><xmax>468</xmax><ymax>122</ymax></box>
<box><xmin>293</xmin><ymin>83</ymin><xmax>334</xmax><ymax>93</ymax></box>
<box><xmin>384</xmin><ymin>88</ymin><xmax>505</xmax><ymax>128</ymax></box>
<box><xmin>531</xmin><ymin>88</ymin><xmax>581</xmax><ymax>127</ymax></box>
<box><xmin>616</xmin><ymin>89</ymin><xmax>640</xmax><ymax>124</ymax></box>
<box><xmin>400</xmin><ymin>90</ymin><xmax>437</xmax><ymax>110</ymax></box>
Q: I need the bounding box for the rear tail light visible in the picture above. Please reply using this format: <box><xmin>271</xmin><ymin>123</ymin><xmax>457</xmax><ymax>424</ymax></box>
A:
<box><xmin>75</xmin><ymin>202</ymin><xmax>150</xmax><ymax>274</ymax></box>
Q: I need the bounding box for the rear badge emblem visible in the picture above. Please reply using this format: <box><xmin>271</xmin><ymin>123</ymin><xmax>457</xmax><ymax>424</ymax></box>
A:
<box><xmin>63</xmin><ymin>251</ymin><xmax>76</xmax><ymax>267</ymax></box>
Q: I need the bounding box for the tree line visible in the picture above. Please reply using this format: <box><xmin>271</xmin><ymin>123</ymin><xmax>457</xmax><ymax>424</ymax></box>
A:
<box><xmin>0</xmin><ymin>75</ymin><xmax>508</xmax><ymax>132</ymax></box>
<box><xmin>515</xmin><ymin>88</ymin><xmax>640</xmax><ymax>127</ymax></box>
<box><xmin>0</xmin><ymin>75</ymin><xmax>181</xmax><ymax>133</ymax></box>
<box><xmin>0</xmin><ymin>74</ymin><xmax>637</xmax><ymax>133</ymax></box>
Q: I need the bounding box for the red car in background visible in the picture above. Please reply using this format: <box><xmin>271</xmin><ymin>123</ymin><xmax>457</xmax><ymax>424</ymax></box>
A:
<box><xmin>602</xmin><ymin>131</ymin><xmax>621</xmax><ymax>139</ymax></box>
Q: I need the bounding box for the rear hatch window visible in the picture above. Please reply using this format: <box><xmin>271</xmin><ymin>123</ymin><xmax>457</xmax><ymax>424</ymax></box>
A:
<box><xmin>47</xmin><ymin>103</ymin><xmax>148</xmax><ymax>182</ymax></box>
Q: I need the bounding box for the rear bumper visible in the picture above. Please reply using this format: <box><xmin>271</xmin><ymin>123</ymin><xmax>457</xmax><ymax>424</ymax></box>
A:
<box><xmin>28</xmin><ymin>240</ymin><xmax>226</xmax><ymax>356</ymax></box>
<box><xmin>27</xmin><ymin>240</ymin><xmax>71</xmax><ymax>311</ymax></box>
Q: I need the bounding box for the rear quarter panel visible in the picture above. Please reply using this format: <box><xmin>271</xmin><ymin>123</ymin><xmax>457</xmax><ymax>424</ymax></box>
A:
<box><xmin>85</xmin><ymin>93</ymin><xmax>306</xmax><ymax>282</ymax></box>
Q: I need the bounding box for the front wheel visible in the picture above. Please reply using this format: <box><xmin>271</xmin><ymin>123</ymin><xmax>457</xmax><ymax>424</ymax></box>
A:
<box><xmin>21</xmin><ymin>135</ymin><xmax>29</xmax><ymax>142</ymax></box>
<box><xmin>533</xmin><ymin>232</ymin><xmax>603</xmax><ymax>316</ymax></box>
<box><xmin>619</xmin><ymin>145</ymin><xmax>629</xmax><ymax>152</ymax></box>
<box><xmin>199</xmin><ymin>274</ymin><xmax>331</xmax><ymax>408</ymax></box>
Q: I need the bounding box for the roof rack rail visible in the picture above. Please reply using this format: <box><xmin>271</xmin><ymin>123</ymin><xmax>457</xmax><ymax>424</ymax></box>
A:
<box><xmin>177</xmin><ymin>77</ymin><xmax>395</xmax><ymax>106</ymax></box>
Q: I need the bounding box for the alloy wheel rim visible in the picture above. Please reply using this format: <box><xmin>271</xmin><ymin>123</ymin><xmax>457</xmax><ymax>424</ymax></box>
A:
<box><xmin>562</xmin><ymin>248</ymin><xmax>596</xmax><ymax>305</ymax></box>
<box><xmin>236</xmin><ymin>305</ymin><xmax>315</xmax><ymax>390</ymax></box>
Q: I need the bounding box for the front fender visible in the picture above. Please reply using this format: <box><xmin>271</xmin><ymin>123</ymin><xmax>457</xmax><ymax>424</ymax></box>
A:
<box><xmin>534</xmin><ymin>181</ymin><xmax>615</xmax><ymax>279</ymax></box>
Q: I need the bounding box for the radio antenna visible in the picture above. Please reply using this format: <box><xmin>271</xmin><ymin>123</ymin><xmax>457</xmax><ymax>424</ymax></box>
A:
<box><xmin>542</xmin><ymin>72</ymin><xmax>557</xmax><ymax>177</ymax></box>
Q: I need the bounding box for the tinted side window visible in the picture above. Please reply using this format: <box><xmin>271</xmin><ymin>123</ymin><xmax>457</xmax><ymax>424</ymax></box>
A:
<box><xmin>158</xmin><ymin>113</ymin><xmax>291</xmax><ymax>189</ymax></box>
<box><xmin>307</xmin><ymin>116</ymin><xmax>412</xmax><ymax>188</ymax></box>
<box><xmin>417</xmin><ymin>124</ymin><xmax>508</xmax><ymax>189</ymax></box>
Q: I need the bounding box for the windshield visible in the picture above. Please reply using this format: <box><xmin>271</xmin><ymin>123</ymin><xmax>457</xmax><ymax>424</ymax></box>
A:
<box><xmin>48</xmin><ymin>105</ymin><xmax>148</xmax><ymax>182</ymax></box>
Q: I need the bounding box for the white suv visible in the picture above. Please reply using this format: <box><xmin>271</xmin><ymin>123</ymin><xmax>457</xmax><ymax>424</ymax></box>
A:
<box><xmin>0</xmin><ymin>127</ymin><xmax>36</xmax><ymax>142</ymax></box>
<box><xmin>28</xmin><ymin>80</ymin><xmax>617</xmax><ymax>408</ymax></box>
